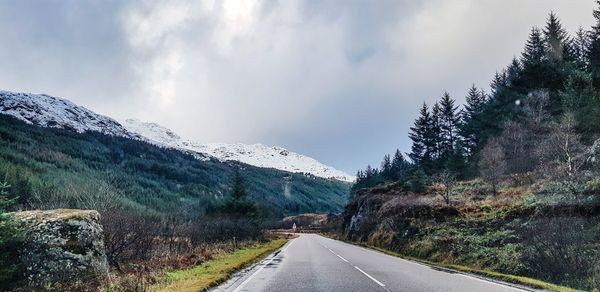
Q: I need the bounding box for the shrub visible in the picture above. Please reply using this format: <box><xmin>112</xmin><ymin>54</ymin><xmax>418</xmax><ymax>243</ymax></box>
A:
<box><xmin>521</xmin><ymin>216</ymin><xmax>599</xmax><ymax>289</ymax></box>
<box><xmin>0</xmin><ymin>181</ymin><xmax>23</xmax><ymax>290</ymax></box>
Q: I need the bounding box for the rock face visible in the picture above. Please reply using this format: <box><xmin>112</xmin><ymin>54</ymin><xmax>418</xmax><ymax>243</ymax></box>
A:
<box><xmin>13</xmin><ymin>209</ymin><xmax>109</xmax><ymax>288</ymax></box>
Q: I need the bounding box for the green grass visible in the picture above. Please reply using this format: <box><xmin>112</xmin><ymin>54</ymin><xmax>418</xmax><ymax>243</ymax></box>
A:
<box><xmin>337</xmin><ymin>239</ymin><xmax>580</xmax><ymax>292</ymax></box>
<box><xmin>151</xmin><ymin>239</ymin><xmax>288</xmax><ymax>292</ymax></box>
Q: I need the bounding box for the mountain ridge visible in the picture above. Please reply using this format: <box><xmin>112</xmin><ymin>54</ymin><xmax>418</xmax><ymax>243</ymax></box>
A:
<box><xmin>121</xmin><ymin>118</ymin><xmax>355</xmax><ymax>182</ymax></box>
<box><xmin>0</xmin><ymin>90</ymin><xmax>353</xmax><ymax>182</ymax></box>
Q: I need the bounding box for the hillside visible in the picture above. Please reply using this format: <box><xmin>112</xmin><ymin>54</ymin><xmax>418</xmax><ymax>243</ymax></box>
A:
<box><xmin>0</xmin><ymin>114</ymin><xmax>350</xmax><ymax>216</ymax></box>
<box><xmin>342</xmin><ymin>10</ymin><xmax>600</xmax><ymax>291</ymax></box>
<box><xmin>0</xmin><ymin>90</ymin><xmax>353</xmax><ymax>182</ymax></box>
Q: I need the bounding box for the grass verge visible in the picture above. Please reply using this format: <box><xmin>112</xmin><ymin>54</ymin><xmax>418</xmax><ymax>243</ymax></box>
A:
<box><xmin>150</xmin><ymin>239</ymin><xmax>288</xmax><ymax>292</ymax></box>
<box><xmin>324</xmin><ymin>235</ymin><xmax>579</xmax><ymax>292</ymax></box>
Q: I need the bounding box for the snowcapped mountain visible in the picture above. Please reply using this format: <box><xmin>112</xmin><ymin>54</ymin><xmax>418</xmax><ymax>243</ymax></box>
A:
<box><xmin>121</xmin><ymin>119</ymin><xmax>355</xmax><ymax>182</ymax></box>
<box><xmin>0</xmin><ymin>91</ymin><xmax>132</xmax><ymax>137</ymax></box>
<box><xmin>0</xmin><ymin>90</ymin><xmax>354</xmax><ymax>182</ymax></box>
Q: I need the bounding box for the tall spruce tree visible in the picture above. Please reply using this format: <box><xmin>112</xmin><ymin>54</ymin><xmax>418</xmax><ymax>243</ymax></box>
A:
<box><xmin>438</xmin><ymin>92</ymin><xmax>460</xmax><ymax>161</ymax></box>
<box><xmin>589</xmin><ymin>1</ymin><xmax>600</xmax><ymax>87</ymax></box>
<box><xmin>430</xmin><ymin>102</ymin><xmax>443</xmax><ymax>162</ymax></box>
<box><xmin>460</xmin><ymin>85</ymin><xmax>488</xmax><ymax>155</ymax></box>
<box><xmin>490</xmin><ymin>71</ymin><xmax>508</xmax><ymax>97</ymax></box>
<box><xmin>380</xmin><ymin>154</ymin><xmax>392</xmax><ymax>180</ymax></box>
<box><xmin>543</xmin><ymin>12</ymin><xmax>571</xmax><ymax>62</ymax></box>
<box><xmin>409</xmin><ymin>103</ymin><xmax>434</xmax><ymax>171</ymax></box>
<box><xmin>221</xmin><ymin>167</ymin><xmax>257</xmax><ymax>218</ymax></box>
<box><xmin>390</xmin><ymin>149</ymin><xmax>408</xmax><ymax>180</ymax></box>
<box><xmin>521</xmin><ymin>27</ymin><xmax>546</xmax><ymax>67</ymax></box>
<box><xmin>505</xmin><ymin>58</ymin><xmax>522</xmax><ymax>86</ymax></box>
<box><xmin>573</xmin><ymin>26</ymin><xmax>591</xmax><ymax>69</ymax></box>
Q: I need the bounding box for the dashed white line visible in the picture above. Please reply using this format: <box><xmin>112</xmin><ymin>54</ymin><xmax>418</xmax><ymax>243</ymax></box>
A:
<box><xmin>320</xmin><ymin>241</ymin><xmax>386</xmax><ymax>288</ymax></box>
<box><xmin>336</xmin><ymin>254</ymin><xmax>349</xmax><ymax>263</ymax></box>
<box><xmin>354</xmin><ymin>266</ymin><xmax>386</xmax><ymax>287</ymax></box>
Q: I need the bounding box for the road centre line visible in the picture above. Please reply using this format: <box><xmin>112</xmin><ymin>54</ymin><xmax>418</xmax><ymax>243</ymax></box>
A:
<box><xmin>320</xmin><ymin>241</ymin><xmax>386</xmax><ymax>288</ymax></box>
<box><xmin>354</xmin><ymin>266</ymin><xmax>386</xmax><ymax>287</ymax></box>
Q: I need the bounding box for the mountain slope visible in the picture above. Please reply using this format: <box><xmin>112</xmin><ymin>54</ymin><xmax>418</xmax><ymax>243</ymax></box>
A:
<box><xmin>0</xmin><ymin>90</ymin><xmax>353</xmax><ymax>182</ymax></box>
<box><xmin>122</xmin><ymin>119</ymin><xmax>354</xmax><ymax>182</ymax></box>
<box><xmin>0</xmin><ymin>114</ymin><xmax>350</xmax><ymax>216</ymax></box>
<box><xmin>0</xmin><ymin>90</ymin><xmax>350</xmax><ymax>216</ymax></box>
<box><xmin>0</xmin><ymin>90</ymin><xmax>132</xmax><ymax>137</ymax></box>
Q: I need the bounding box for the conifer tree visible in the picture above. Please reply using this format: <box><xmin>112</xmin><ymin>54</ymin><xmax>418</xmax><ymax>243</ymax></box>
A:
<box><xmin>543</xmin><ymin>12</ymin><xmax>571</xmax><ymax>62</ymax></box>
<box><xmin>438</xmin><ymin>92</ymin><xmax>460</xmax><ymax>160</ymax></box>
<box><xmin>460</xmin><ymin>85</ymin><xmax>488</xmax><ymax>155</ymax></box>
<box><xmin>589</xmin><ymin>1</ymin><xmax>600</xmax><ymax>87</ymax></box>
<box><xmin>490</xmin><ymin>71</ymin><xmax>508</xmax><ymax>97</ymax></box>
<box><xmin>221</xmin><ymin>167</ymin><xmax>257</xmax><ymax>218</ymax></box>
<box><xmin>505</xmin><ymin>58</ymin><xmax>522</xmax><ymax>86</ymax></box>
<box><xmin>430</xmin><ymin>102</ymin><xmax>443</xmax><ymax>161</ymax></box>
<box><xmin>573</xmin><ymin>26</ymin><xmax>591</xmax><ymax>69</ymax></box>
<box><xmin>390</xmin><ymin>149</ymin><xmax>409</xmax><ymax>181</ymax></box>
<box><xmin>380</xmin><ymin>154</ymin><xmax>392</xmax><ymax>180</ymax></box>
<box><xmin>409</xmin><ymin>103</ymin><xmax>434</xmax><ymax>171</ymax></box>
<box><xmin>521</xmin><ymin>27</ymin><xmax>546</xmax><ymax>67</ymax></box>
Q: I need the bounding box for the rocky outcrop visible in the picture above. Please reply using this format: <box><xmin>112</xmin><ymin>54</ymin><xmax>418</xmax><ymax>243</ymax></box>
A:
<box><xmin>13</xmin><ymin>209</ymin><xmax>109</xmax><ymax>288</ymax></box>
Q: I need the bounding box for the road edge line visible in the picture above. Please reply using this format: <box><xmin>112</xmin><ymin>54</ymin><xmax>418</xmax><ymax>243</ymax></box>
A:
<box><xmin>231</xmin><ymin>239</ymin><xmax>295</xmax><ymax>292</ymax></box>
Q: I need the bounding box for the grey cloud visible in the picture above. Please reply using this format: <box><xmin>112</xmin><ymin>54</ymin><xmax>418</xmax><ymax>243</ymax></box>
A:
<box><xmin>0</xmin><ymin>0</ymin><xmax>595</xmax><ymax>173</ymax></box>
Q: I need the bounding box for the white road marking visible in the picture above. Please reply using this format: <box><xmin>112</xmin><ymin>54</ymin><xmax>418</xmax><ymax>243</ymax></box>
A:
<box><xmin>336</xmin><ymin>254</ymin><xmax>349</xmax><ymax>263</ymax></box>
<box><xmin>354</xmin><ymin>266</ymin><xmax>386</xmax><ymax>287</ymax></box>
<box><xmin>232</xmin><ymin>240</ymin><xmax>293</xmax><ymax>292</ymax></box>
<box><xmin>319</xmin><ymin>236</ymin><xmax>520</xmax><ymax>291</ymax></box>
<box><xmin>320</xmin><ymin>241</ymin><xmax>386</xmax><ymax>288</ymax></box>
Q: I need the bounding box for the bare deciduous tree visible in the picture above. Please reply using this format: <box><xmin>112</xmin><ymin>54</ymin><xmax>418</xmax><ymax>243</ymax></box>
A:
<box><xmin>101</xmin><ymin>210</ymin><xmax>158</xmax><ymax>271</ymax></box>
<box><xmin>433</xmin><ymin>170</ymin><xmax>457</xmax><ymax>205</ymax></box>
<box><xmin>537</xmin><ymin>113</ymin><xmax>588</xmax><ymax>195</ymax></box>
<box><xmin>479</xmin><ymin>138</ymin><xmax>507</xmax><ymax>195</ymax></box>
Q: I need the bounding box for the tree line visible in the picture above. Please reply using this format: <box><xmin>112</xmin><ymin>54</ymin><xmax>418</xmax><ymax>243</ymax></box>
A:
<box><xmin>355</xmin><ymin>7</ymin><xmax>600</xmax><ymax>191</ymax></box>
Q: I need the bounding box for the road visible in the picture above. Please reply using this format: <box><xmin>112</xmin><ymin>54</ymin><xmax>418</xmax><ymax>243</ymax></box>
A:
<box><xmin>212</xmin><ymin>234</ymin><xmax>528</xmax><ymax>292</ymax></box>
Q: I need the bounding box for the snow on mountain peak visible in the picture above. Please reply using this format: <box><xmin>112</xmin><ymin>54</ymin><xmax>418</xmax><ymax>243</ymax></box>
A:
<box><xmin>0</xmin><ymin>90</ymin><xmax>354</xmax><ymax>182</ymax></box>
<box><xmin>121</xmin><ymin>119</ymin><xmax>355</xmax><ymax>182</ymax></box>
<box><xmin>0</xmin><ymin>90</ymin><xmax>132</xmax><ymax>137</ymax></box>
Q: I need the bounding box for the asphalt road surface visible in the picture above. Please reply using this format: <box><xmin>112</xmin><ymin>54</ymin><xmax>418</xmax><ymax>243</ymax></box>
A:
<box><xmin>212</xmin><ymin>234</ymin><xmax>528</xmax><ymax>292</ymax></box>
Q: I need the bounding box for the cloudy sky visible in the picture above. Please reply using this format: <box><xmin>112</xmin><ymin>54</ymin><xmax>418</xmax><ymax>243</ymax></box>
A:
<box><xmin>0</xmin><ymin>0</ymin><xmax>595</xmax><ymax>174</ymax></box>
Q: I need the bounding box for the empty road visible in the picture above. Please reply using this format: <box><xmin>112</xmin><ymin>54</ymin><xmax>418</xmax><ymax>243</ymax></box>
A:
<box><xmin>213</xmin><ymin>234</ymin><xmax>528</xmax><ymax>292</ymax></box>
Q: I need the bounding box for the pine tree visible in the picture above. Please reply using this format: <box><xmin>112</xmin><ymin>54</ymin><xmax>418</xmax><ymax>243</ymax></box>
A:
<box><xmin>438</xmin><ymin>92</ymin><xmax>460</xmax><ymax>161</ymax></box>
<box><xmin>380</xmin><ymin>154</ymin><xmax>392</xmax><ymax>180</ymax></box>
<box><xmin>543</xmin><ymin>12</ymin><xmax>571</xmax><ymax>62</ymax></box>
<box><xmin>589</xmin><ymin>1</ymin><xmax>600</xmax><ymax>87</ymax></box>
<box><xmin>505</xmin><ymin>58</ymin><xmax>522</xmax><ymax>86</ymax></box>
<box><xmin>460</xmin><ymin>85</ymin><xmax>488</xmax><ymax>155</ymax></box>
<box><xmin>490</xmin><ymin>71</ymin><xmax>508</xmax><ymax>97</ymax></box>
<box><xmin>430</xmin><ymin>102</ymin><xmax>443</xmax><ymax>161</ymax></box>
<box><xmin>390</xmin><ymin>149</ymin><xmax>409</xmax><ymax>181</ymax></box>
<box><xmin>521</xmin><ymin>27</ymin><xmax>546</xmax><ymax>67</ymax></box>
<box><xmin>221</xmin><ymin>167</ymin><xmax>257</xmax><ymax>218</ymax></box>
<box><xmin>573</xmin><ymin>26</ymin><xmax>591</xmax><ymax>69</ymax></box>
<box><xmin>409</xmin><ymin>103</ymin><xmax>433</xmax><ymax>166</ymax></box>
<box><xmin>231</xmin><ymin>167</ymin><xmax>248</xmax><ymax>200</ymax></box>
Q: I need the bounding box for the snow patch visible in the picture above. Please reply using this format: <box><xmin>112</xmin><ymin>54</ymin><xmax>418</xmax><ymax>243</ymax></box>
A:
<box><xmin>122</xmin><ymin>119</ymin><xmax>355</xmax><ymax>182</ymax></box>
<box><xmin>0</xmin><ymin>89</ymin><xmax>354</xmax><ymax>182</ymax></box>
<box><xmin>0</xmin><ymin>90</ymin><xmax>132</xmax><ymax>138</ymax></box>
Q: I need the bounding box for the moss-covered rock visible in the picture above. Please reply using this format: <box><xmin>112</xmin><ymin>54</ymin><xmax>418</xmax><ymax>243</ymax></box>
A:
<box><xmin>13</xmin><ymin>209</ymin><xmax>108</xmax><ymax>288</ymax></box>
